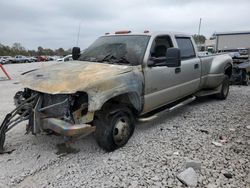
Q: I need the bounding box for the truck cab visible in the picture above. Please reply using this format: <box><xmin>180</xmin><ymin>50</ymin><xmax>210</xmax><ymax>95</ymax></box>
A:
<box><xmin>142</xmin><ymin>32</ymin><xmax>202</xmax><ymax>112</ymax></box>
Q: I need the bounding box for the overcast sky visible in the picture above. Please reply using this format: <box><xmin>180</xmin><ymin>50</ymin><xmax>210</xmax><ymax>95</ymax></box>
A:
<box><xmin>0</xmin><ymin>0</ymin><xmax>250</xmax><ymax>50</ymax></box>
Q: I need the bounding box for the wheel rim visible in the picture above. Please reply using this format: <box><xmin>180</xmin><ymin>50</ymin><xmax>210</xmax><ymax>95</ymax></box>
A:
<box><xmin>113</xmin><ymin>116</ymin><xmax>130</xmax><ymax>146</ymax></box>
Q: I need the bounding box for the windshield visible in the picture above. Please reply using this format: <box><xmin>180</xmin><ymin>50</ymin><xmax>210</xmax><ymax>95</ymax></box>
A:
<box><xmin>79</xmin><ymin>35</ymin><xmax>150</xmax><ymax>65</ymax></box>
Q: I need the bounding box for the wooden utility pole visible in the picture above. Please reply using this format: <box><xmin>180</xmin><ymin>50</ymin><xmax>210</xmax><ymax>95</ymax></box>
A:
<box><xmin>198</xmin><ymin>18</ymin><xmax>202</xmax><ymax>37</ymax></box>
<box><xmin>76</xmin><ymin>21</ymin><xmax>82</xmax><ymax>47</ymax></box>
<box><xmin>197</xmin><ymin>18</ymin><xmax>202</xmax><ymax>50</ymax></box>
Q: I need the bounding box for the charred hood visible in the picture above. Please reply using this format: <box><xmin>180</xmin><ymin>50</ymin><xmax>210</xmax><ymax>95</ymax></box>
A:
<box><xmin>21</xmin><ymin>61</ymin><xmax>133</xmax><ymax>94</ymax></box>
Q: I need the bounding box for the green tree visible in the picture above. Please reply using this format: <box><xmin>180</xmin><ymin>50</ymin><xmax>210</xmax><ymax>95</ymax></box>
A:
<box><xmin>55</xmin><ymin>48</ymin><xmax>65</xmax><ymax>56</ymax></box>
<box><xmin>192</xmin><ymin>34</ymin><xmax>206</xmax><ymax>44</ymax></box>
<box><xmin>11</xmin><ymin>43</ymin><xmax>28</xmax><ymax>55</ymax></box>
<box><xmin>0</xmin><ymin>43</ymin><xmax>68</xmax><ymax>57</ymax></box>
<box><xmin>27</xmin><ymin>50</ymin><xmax>37</xmax><ymax>56</ymax></box>
<box><xmin>12</xmin><ymin>42</ymin><xmax>25</xmax><ymax>51</ymax></box>
<box><xmin>37</xmin><ymin>46</ymin><xmax>44</xmax><ymax>55</ymax></box>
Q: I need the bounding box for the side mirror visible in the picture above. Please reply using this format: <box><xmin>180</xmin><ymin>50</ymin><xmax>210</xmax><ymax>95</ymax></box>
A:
<box><xmin>166</xmin><ymin>48</ymin><xmax>181</xmax><ymax>67</ymax></box>
<box><xmin>72</xmin><ymin>47</ymin><xmax>81</xmax><ymax>60</ymax></box>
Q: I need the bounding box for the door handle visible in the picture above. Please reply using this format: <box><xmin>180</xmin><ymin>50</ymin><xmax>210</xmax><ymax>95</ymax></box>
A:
<box><xmin>175</xmin><ymin>67</ymin><xmax>181</xmax><ymax>74</ymax></box>
<box><xmin>194</xmin><ymin>64</ymin><xmax>199</xmax><ymax>69</ymax></box>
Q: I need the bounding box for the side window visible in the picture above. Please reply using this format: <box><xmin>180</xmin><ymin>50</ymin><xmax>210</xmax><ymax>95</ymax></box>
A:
<box><xmin>175</xmin><ymin>37</ymin><xmax>196</xmax><ymax>59</ymax></box>
<box><xmin>151</xmin><ymin>36</ymin><xmax>173</xmax><ymax>58</ymax></box>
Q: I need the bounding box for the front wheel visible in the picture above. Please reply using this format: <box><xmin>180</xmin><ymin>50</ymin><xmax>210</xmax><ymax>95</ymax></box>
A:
<box><xmin>94</xmin><ymin>106</ymin><xmax>135</xmax><ymax>152</ymax></box>
<box><xmin>215</xmin><ymin>75</ymin><xmax>230</xmax><ymax>100</ymax></box>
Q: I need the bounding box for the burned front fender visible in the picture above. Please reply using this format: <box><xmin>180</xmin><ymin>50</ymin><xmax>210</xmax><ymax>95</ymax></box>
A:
<box><xmin>87</xmin><ymin>66</ymin><xmax>144</xmax><ymax>112</ymax></box>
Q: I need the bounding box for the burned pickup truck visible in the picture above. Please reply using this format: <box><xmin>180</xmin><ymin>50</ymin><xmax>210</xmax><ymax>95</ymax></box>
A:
<box><xmin>0</xmin><ymin>31</ymin><xmax>233</xmax><ymax>153</ymax></box>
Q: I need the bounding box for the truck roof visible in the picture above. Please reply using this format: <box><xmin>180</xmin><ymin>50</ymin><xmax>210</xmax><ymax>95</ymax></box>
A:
<box><xmin>102</xmin><ymin>31</ymin><xmax>191</xmax><ymax>38</ymax></box>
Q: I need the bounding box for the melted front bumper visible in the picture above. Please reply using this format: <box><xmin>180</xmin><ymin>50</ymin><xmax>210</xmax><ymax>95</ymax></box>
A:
<box><xmin>42</xmin><ymin>118</ymin><xmax>96</xmax><ymax>137</ymax></box>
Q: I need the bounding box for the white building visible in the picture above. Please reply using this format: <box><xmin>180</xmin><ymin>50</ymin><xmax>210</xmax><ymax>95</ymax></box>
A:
<box><xmin>214</xmin><ymin>31</ymin><xmax>250</xmax><ymax>52</ymax></box>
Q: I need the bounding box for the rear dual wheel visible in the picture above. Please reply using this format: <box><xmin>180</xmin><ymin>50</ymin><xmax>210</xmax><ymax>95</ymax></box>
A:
<box><xmin>215</xmin><ymin>75</ymin><xmax>230</xmax><ymax>100</ymax></box>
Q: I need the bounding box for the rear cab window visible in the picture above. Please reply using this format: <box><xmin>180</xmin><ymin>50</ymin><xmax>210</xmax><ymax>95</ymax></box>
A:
<box><xmin>150</xmin><ymin>35</ymin><xmax>173</xmax><ymax>58</ymax></box>
<box><xmin>175</xmin><ymin>37</ymin><xmax>196</xmax><ymax>60</ymax></box>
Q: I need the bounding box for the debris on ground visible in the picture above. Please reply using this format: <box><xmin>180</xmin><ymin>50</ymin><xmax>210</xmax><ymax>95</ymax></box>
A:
<box><xmin>198</xmin><ymin>129</ymin><xmax>209</xmax><ymax>134</ymax></box>
<box><xmin>177</xmin><ymin>167</ymin><xmax>198</xmax><ymax>187</ymax></box>
<box><xmin>55</xmin><ymin>143</ymin><xmax>80</xmax><ymax>156</ymax></box>
<box><xmin>185</xmin><ymin>159</ymin><xmax>201</xmax><ymax>171</ymax></box>
<box><xmin>223</xmin><ymin>173</ymin><xmax>233</xmax><ymax>179</ymax></box>
<box><xmin>212</xmin><ymin>141</ymin><xmax>223</xmax><ymax>147</ymax></box>
<box><xmin>206</xmin><ymin>183</ymin><xmax>218</xmax><ymax>188</ymax></box>
<box><xmin>219</xmin><ymin>135</ymin><xmax>228</xmax><ymax>144</ymax></box>
<box><xmin>173</xmin><ymin>151</ymin><xmax>179</xmax><ymax>155</ymax></box>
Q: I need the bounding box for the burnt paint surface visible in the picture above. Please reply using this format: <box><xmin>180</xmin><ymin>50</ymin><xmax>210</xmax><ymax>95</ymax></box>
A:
<box><xmin>21</xmin><ymin>61</ymin><xmax>144</xmax><ymax>112</ymax></box>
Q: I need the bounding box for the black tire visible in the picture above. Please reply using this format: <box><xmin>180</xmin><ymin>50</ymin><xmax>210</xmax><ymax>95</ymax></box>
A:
<box><xmin>94</xmin><ymin>106</ymin><xmax>135</xmax><ymax>152</ymax></box>
<box><xmin>0</xmin><ymin>132</ymin><xmax>5</xmax><ymax>153</ymax></box>
<box><xmin>243</xmin><ymin>74</ymin><xmax>249</xmax><ymax>86</ymax></box>
<box><xmin>215</xmin><ymin>75</ymin><xmax>230</xmax><ymax>100</ymax></box>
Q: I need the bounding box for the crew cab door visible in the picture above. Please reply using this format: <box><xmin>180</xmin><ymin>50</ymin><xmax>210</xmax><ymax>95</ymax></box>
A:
<box><xmin>143</xmin><ymin>35</ymin><xmax>184</xmax><ymax>113</ymax></box>
<box><xmin>174</xmin><ymin>36</ymin><xmax>201</xmax><ymax>97</ymax></box>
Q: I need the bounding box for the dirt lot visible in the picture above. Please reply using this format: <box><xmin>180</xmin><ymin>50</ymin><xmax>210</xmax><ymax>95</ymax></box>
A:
<box><xmin>0</xmin><ymin>62</ymin><xmax>249</xmax><ymax>188</ymax></box>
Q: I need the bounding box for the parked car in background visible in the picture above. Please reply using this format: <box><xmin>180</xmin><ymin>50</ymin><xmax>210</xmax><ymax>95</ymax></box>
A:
<box><xmin>9</xmin><ymin>55</ymin><xmax>32</xmax><ymax>63</ymax></box>
<box><xmin>47</xmin><ymin>56</ymin><xmax>55</xmax><ymax>61</ymax></box>
<box><xmin>197</xmin><ymin>51</ymin><xmax>213</xmax><ymax>57</ymax></box>
<box><xmin>57</xmin><ymin>54</ymin><xmax>72</xmax><ymax>62</ymax></box>
<box><xmin>0</xmin><ymin>56</ymin><xmax>14</xmax><ymax>64</ymax></box>
<box><xmin>0</xmin><ymin>57</ymin><xmax>4</xmax><ymax>64</ymax></box>
<box><xmin>29</xmin><ymin>57</ymin><xmax>37</xmax><ymax>62</ymax></box>
<box><xmin>49</xmin><ymin>56</ymin><xmax>61</xmax><ymax>61</ymax></box>
<box><xmin>0</xmin><ymin>57</ymin><xmax>6</xmax><ymax>64</ymax></box>
<box><xmin>37</xmin><ymin>56</ymin><xmax>48</xmax><ymax>62</ymax></box>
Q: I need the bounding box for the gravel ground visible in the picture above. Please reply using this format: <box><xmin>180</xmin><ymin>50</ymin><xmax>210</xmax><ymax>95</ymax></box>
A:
<box><xmin>0</xmin><ymin>62</ymin><xmax>249</xmax><ymax>188</ymax></box>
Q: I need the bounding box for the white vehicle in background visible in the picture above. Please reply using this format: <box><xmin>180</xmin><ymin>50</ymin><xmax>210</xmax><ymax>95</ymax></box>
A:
<box><xmin>29</xmin><ymin>57</ymin><xmax>37</xmax><ymax>62</ymax></box>
<box><xmin>10</xmin><ymin>55</ymin><xmax>32</xmax><ymax>63</ymax></box>
<box><xmin>0</xmin><ymin>56</ymin><xmax>14</xmax><ymax>64</ymax></box>
<box><xmin>57</xmin><ymin>55</ymin><xmax>73</xmax><ymax>62</ymax></box>
<box><xmin>0</xmin><ymin>57</ymin><xmax>4</xmax><ymax>64</ymax></box>
<box><xmin>48</xmin><ymin>56</ymin><xmax>60</xmax><ymax>61</ymax></box>
<box><xmin>197</xmin><ymin>51</ymin><xmax>213</xmax><ymax>57</ymax></box>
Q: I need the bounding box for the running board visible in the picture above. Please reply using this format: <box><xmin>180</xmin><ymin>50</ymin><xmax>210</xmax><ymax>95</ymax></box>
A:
<box><xmin>138</xmin><ymin>96</ymin><xmax>196</xmax><ymax>122</ymax></box>
<box><xmin>194</xmin><ymin>86</ymin><xmax>221</xmax><ymax>97</ymax></box>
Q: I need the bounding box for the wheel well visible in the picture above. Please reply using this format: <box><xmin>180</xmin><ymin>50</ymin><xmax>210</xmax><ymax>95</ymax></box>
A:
<box><xmin>99</xmin><ymin>93</ymin><xmax>141</xmax><ymax>115</ymax></box>
<box><xmin>225</xmin><ymin>65</ymin><xmax>232</xmax><ymax>78</ymax></box>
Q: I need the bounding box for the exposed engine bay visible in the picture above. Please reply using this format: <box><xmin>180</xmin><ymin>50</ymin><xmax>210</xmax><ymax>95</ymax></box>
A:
<box><xmin>0</xmin><ymin>89</ymin><xmax>95</xmax><ymax>153</ymax></box>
